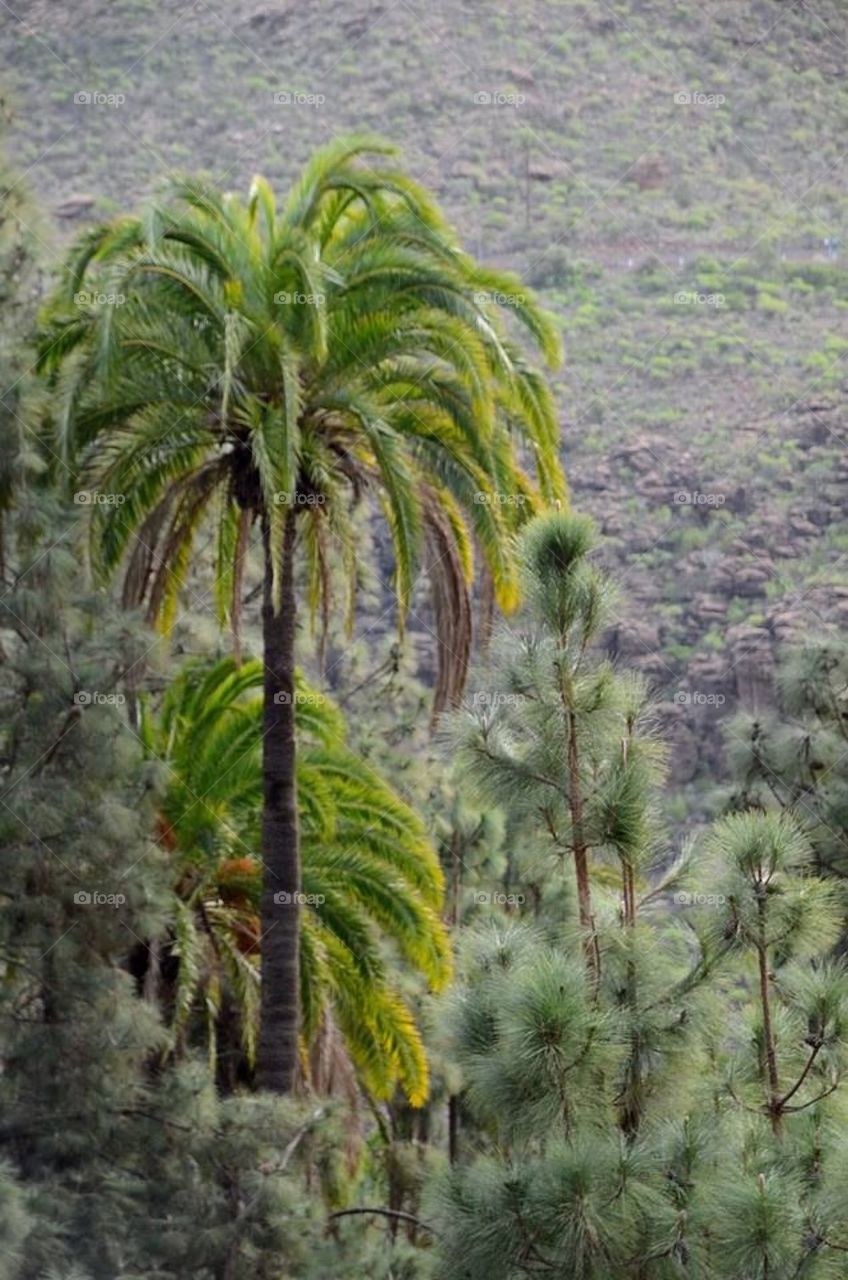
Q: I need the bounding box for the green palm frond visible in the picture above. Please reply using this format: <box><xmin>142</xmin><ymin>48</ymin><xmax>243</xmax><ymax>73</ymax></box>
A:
<box><xmin>171</xmin><ymin>897</ymin><xmax>203</xmax><ymax>1041</ymax></box>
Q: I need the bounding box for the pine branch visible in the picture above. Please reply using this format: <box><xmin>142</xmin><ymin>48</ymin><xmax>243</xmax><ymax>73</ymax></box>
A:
<box><xmin>778</xmin><ymin>1039</ymin><xmax>823</xmax><ymax>1108</ymax></box>
<box><xmin>328</xmin><ymin>1207</ymin><xmax>442</xmax><ymax>1238</ymax></box>
<box><xmin>784</xmin><ymin>1077</ymin><xmax>840</xmax><ymax>1113</ymax></box>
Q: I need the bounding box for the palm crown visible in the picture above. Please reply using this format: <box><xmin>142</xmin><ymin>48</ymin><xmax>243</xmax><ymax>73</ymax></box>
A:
<box><xmin>40</xmin><ymin>135</ymin><xmax>564</xmax><ymax>670</ymax></box>
<box><xmin>143</xmin><ymin>657</ymin><xmax>450</xmax><ymax>1106</ymax></box>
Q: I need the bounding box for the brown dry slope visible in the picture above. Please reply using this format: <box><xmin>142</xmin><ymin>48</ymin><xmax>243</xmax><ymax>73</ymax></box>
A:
<box><xmin>2</xmin><ymin>0</ymin><xmax>848</xmax><ymax>803</ymax></box>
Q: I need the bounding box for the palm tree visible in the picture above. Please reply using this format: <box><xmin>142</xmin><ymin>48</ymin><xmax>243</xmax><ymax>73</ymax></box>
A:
<box><xmin>38</xmin><ymin>136</ymin><xmax>565</xmax><ymax>1091</ymax></box>
<box><xmin>142</xmin><ymin>656</ymin><xmax>451</xmax><ymax>1106</ymax></box>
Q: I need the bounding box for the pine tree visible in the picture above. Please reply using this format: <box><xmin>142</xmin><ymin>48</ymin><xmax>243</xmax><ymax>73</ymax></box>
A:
<box><xmin>447</xmin><ymin>512</ymin><xmax>710</xmax><ymax>1132</ymax></box>
<box><xmin>724</xmin><ymin>634</ymin><xmax>848</xmax><ymax>880</ymax></box>
<box><xmin>432</xmin><ymin>514</ymin><xmax>848</xmax><ymax>1280</ymax></box>
<box><xmin>0</xmin><ymin>496</ymin><xmax>393</xmax><ymax>1279</ymax></box>
<box><xmin>0</xmin><ymin>133</ymin><xmax>44</xmax><ymax>577</ymax></box>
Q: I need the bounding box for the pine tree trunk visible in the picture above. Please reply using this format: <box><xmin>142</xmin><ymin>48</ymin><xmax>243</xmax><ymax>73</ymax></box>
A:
<box><xmin>448</xmin><ymin>1093</ymin><xmax>459</xmax><ymax>1164</ymax></box>
<box><xmin>257</xmin><ymin>508</ymin><xmax>300</xmax><ymax>1093</ymax></box>
<box><xmin>449</xmin><ymin>829</ymin><xmax>461</xmax><ymax>925</ymax></box>
<box><xmin>620</xmin><ymin>859</ymin><xmax>642</xmax><ymax>1138</ymax></box>
<box><xmin>756</xmin><ymin>895</ymin><xmax>783</xmax><ymax>1139</ymax></box>
<box><xmin>567</xmin><ymin>708</ymin><xmax>598</xmax><ymax>986</ymax></box>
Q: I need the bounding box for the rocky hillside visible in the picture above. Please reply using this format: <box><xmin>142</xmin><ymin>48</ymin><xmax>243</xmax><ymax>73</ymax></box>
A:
<box><xmin>3</xmin><ymin>0</ymin><xmax>847</xmax><ymax>804</ymax></box>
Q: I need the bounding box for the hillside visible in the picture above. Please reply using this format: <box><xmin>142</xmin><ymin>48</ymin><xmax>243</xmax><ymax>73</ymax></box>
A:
<box><xmin>4</xmin><ymin>0</ymin><xmax>848</xmax><ymax>805</ymax></box>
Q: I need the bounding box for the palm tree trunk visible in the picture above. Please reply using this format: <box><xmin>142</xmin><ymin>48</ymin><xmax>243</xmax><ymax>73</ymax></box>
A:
<box><xmin>257</xmin><ymin>507</ymin><xmax>300</xmax><ymax>1093</ymax></box>
<box><xmin>231</xmin><ymin>507</ymin><xmax>250</xmax><ymax>667</ymax></box>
